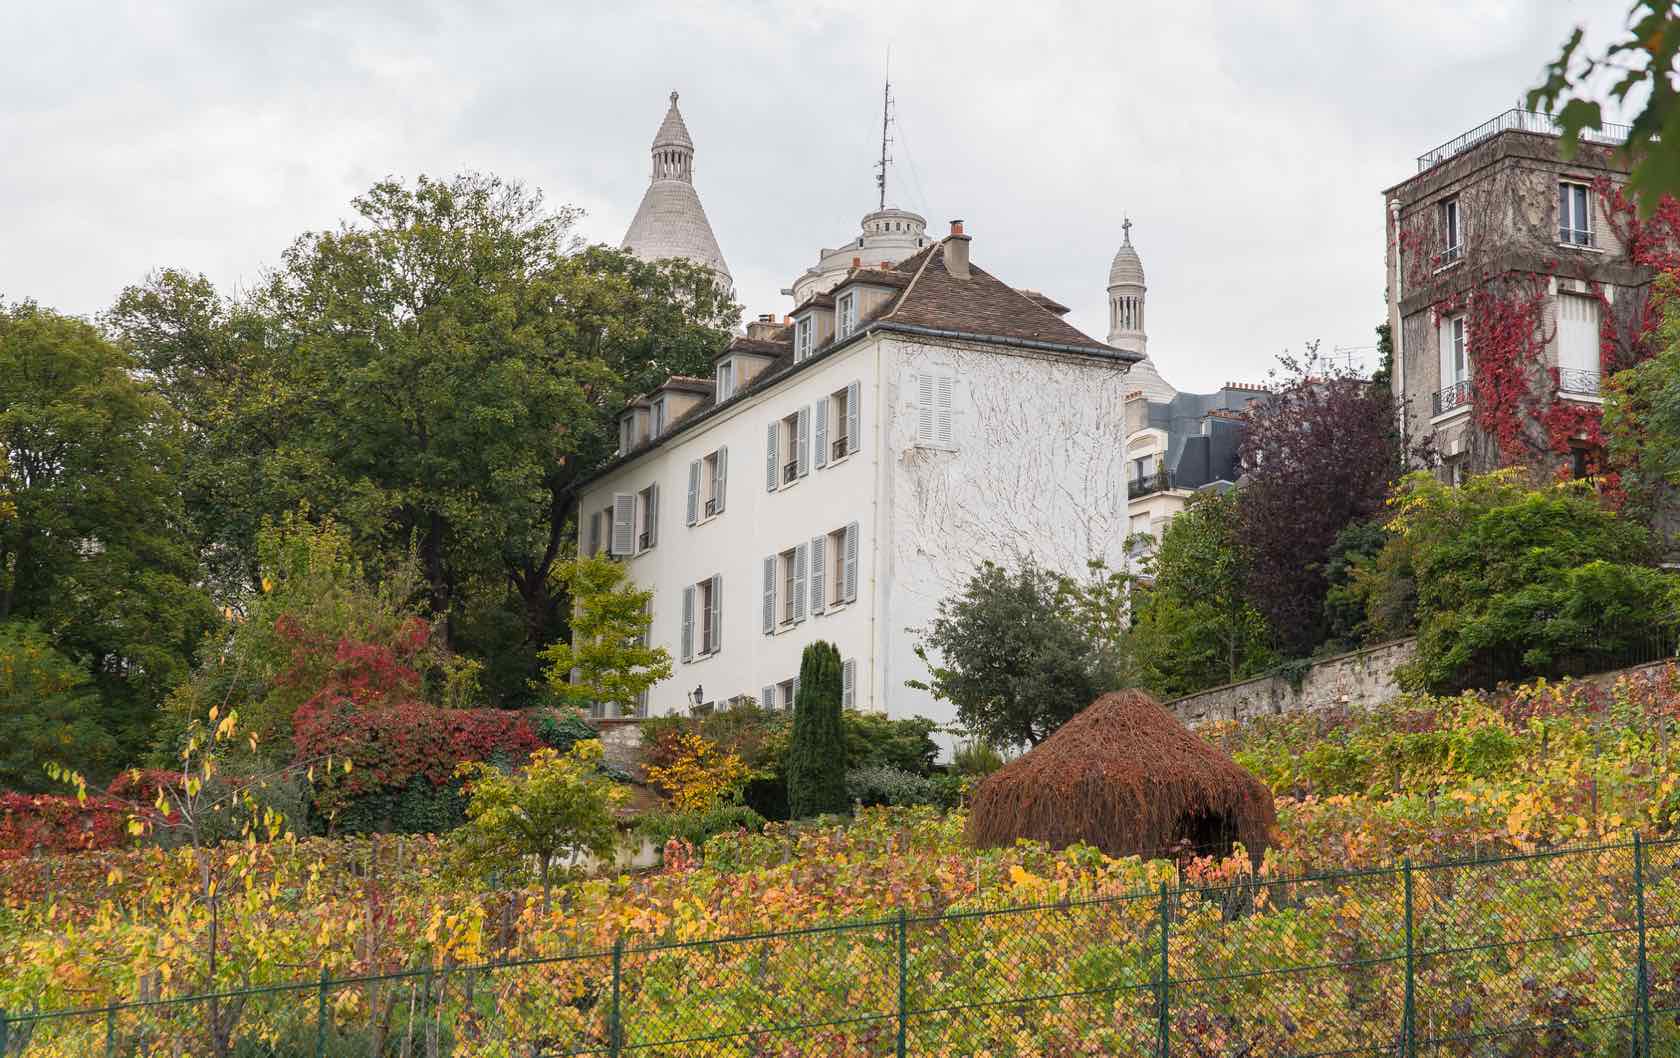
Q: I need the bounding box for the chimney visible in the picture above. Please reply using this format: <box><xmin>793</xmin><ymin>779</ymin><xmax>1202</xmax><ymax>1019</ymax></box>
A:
<box><xmin>852</xmin><ymin>255</ymin><xmax>861</xmax><ymax>268</ymax></box>
<box><xmin>946</xmin><ymin>219</ymin><xmax>971</xmax><ymax>279</ymax></box>
<box><xmin>746</xmin><ymin>313</ymin><xmax>781</xmax><ymax>341</ymax></box>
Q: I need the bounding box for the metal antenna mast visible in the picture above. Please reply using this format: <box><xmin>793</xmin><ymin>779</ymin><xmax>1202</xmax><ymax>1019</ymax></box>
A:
<box><xmin>875</xmin><ymin>55</ymin><xmax>893</xmax><ymax>210</ymax></box>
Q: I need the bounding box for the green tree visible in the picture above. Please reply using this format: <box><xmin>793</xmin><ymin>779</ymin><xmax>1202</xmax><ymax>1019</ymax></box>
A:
<box><xmin>1381</xmin><ymin>469</ymin><xmax>1674</xmax><ymax>690</ymax></box>
<box><xmin>1530</xmin><ymin>2</ymin><xmax>1680</xmax><ymax>216</ymax></box>
<box><xmin>911</xmin><ymin>561</ymin><xmax>1104</xmax><ymax>749</ymax></box>
<box><xmin>453</xmin><ymin>740</ymin><xmax>622</xmax><ymax>912</ymax></box>
<box><xmin>1130</xmin><ymin>490</ymin><xmax>1276</xmax><ymax>698</ymax></box>
<box><xmin>786</xmin><ymin>641</ymin><xmax>848</xmax><ymax>818</ymax></box>
<box><xmin>1606</xmin><ymin>273</ymin><xmax>1680</xmax><ymax>532</ymax></box>
<box><xmin>539</xmin><ymin>552</ymin><xmax>671</xmax><ymax>716</ymax></box>
<box><xmin>0</xmin><ymin>622</ymin><xmax>117</xmax><ymax>791</ymax></box>
<box><xmin>0</xmin><ymin>301</ymin><xmax>215</xmax><ymax>762</ymax></box>
<box><xmin>160</xmin><ymin>510</ymin><xmax>435</xmax><ymax>754</ymax></box>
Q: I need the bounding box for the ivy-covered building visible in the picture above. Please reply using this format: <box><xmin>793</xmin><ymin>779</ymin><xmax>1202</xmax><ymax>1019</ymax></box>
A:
<box><xmin>1384</xmin><ymin>109</ymin><xmax>1657</xmax><ymax>481</ymax></box>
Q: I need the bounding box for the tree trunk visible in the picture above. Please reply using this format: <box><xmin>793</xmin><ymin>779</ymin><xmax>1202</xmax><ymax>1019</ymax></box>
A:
<box><xmin>421</xmin><ymin>510</ymin><xmax>453</xmax><ymax>647</ymax></box>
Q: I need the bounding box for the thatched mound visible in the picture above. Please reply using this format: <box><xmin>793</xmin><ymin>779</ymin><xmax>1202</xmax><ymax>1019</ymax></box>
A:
<box><xmin>967</xmin><ymin>690</ymin><xmax>1275</xmax><ymax>863</ymax></box>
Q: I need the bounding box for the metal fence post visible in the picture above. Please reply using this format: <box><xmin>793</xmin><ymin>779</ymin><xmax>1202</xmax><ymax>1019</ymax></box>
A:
<box><xmin>1158</xmin><ymin>881</ymin><xmax>1171</xmax><ymax>1058</ymax></box>
<box><xmin>610</xmin><ymin>937</ymin><xmax>624</xmax><ymax>1058</ymax></box>
<box><xmin>1635</xmin><ymin>833</ymin><xmax>1651</xmax><ymax>1058</ymax></box>
<box><xmin>0</xmin><ymin>1007</ymin><xmax>8</xmax><ymax>1055</ymax></box>
<box><xmin>896</xmin><ymin>909</ymin><xmax>909</xmax><ymax>1058</ymax></box>
<box><xmin>315</xmin><ymin>968</ymin><xmax>329</xmax><ymax>1058</ymax></box>
<box><xmin>106</xmin><ymin>1001</ymin><xmax>117</xmax><ymax>1058</ymax></box>
<box><xmin>1402</xmin><ymin>860</ymin><xmax>1417</xmax><ymax>1058</ymax></box>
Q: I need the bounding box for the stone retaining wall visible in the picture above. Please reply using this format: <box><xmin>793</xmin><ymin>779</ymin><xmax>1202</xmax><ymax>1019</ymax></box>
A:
<box><xmin>1168</xmin><ymin>638</ymin><xmax>1418</xmax><ymax>727</ymax></box>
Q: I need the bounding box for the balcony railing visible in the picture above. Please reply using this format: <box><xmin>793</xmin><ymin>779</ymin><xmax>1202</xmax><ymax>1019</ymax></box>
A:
<box><xmin>1559</xmin><ymin>226</ymin><xmax>1598</xmax><ymax>249</ymax></box>
<box><xmin>1129</xmin><ymin>469</ymin><xmax>1175</xmax><ymax>498</ymax></box>
<box><xmin>1558</xmin><ymin>367</ymin><xmax>1602</xmax><ymax>397</ymax></box>
<box><xmin>1417</xmin><ymin>110</ymin><xmax>1632</xmax><ymax>172</ymax></box>
<box><xmin>1433</xmin><ymin>380</ymin><xmax>1473</xmax><ymax>417</ymax></box>
<box><xmin>638</xmin><ymin>530</ymin><xmax>652</xmax><ymax>551</ymax></box>
<box><xmin>782</xmin><ymin>460</ymin><xmax>799</xmax><ymax>484</ymax></box>
<box><xmin>832</xmin><ymin>437</ymin><xmax>849</xmax><ymax>461</ymax></box>
<box><xmin>704</xmin><ymin>497</ymin><xmax>718</xmax><ymax>518</ymax></box>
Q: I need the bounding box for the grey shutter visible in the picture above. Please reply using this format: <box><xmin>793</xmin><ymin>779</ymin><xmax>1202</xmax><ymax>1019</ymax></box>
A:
<box><xmin>762</xmin><ymin>685</ymin><xmax>776</xmax><ymax>710</ymax></box>
<box><xmin>917</xmin><ymin>373</ymin><xmax>934</xmax><ymax>442</ymax></box>
<box><xmin>762</xmin><ymin>556</ymin><xmax>776</xmax><ymax>634</ymax></box>
<box><xmin>646</xmin><ymin>484</ymin><xmax>658</xmax><ymax>547</ymax></box>
<box><xmin>709</xmin><ymin>574</ymin><xmax>723</xmax><ymax>654</ymax></box>
<box><xmin>793</xmin><ymin>542</ymin><xmax>809</xmax><ymax>623</ymax></box>
<box><xmin>809</xmin><ymin>534</ymin><xmax>826</xmax><ymax>614</ymax></box>
<box><xmin>610</xmin><ymin>493</ymin><xmax>635</xmax><ymax>556</ymax></box>
<box><xmin>766</xmin><ymin>422</ymin><xmax>779</xmax><ymax>491</ymax></box>
<box><xmin>814</xmin><ymin>395</ymin><xmax>829</xmax><ymax>469</ymax></box>
<box><xmin>844</xmin><ymin>521</ymin><xmax>859</xmax><ymax>602</ymax></box>
<box><xmin>796</xmin><ymin>405</ymin><xmax>811</xmax><ymax>478</ymax></box>
<box><xmin>935</xmin><ymin>375</ymin><xmax>954</xmax><ymax>445</ymax></box>
<box><xmin>715</xmin><ymin>446</ymin><xmax>728</xmax><ymax>514</ymax></box>
<box><xmin>686</xmin><ymin>460</ymin><xmax>701</xmax><ymax>525</ymax></box>
<box><xmin>846</xmin><ymin>380</ymin><xmax>861</xmax><ymax>455</ymax></box>
<box><xmin>842</xmin><ymin>658</ymin><xmax>856</xmax><ymax>709</ymax></box>
<box><xmin>681</xmin><ymin>584</ymin><xmax>695</xmax><ymax>662</ymax></box>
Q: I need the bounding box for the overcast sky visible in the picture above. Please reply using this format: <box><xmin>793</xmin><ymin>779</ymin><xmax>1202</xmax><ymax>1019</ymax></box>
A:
<box><xmin>1</xmin><ymin>1</ymin><xmax>1639</xmax><ymax>392</ymax></box>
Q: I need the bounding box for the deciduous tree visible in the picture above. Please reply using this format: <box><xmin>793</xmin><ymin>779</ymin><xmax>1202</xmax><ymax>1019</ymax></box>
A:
<box><xmin>912</xmin><ymin>561</ymin><xmax>1104</xmax><ymax>749</ymax></box>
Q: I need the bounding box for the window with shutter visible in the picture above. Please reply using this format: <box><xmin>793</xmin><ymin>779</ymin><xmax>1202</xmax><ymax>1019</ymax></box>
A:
<box><xmin>814</xmin><ymin>395</ymin><xmax>829</xmax><ymax>469</ymax></box>
<box><xmin>708</xmin><ymin>573</ymin><xmax>723</xmax><ymax>653</ymax></box>
<box><xmin>610</xmin><ymin>493</ymin><xmax>635</xmax><ymax>556</ymax></box>
<box><xmin>762</xmin><ymin>685</ymin><xmax>776</xmax><ymax>710</ymax></box>
<box><xmin>916</xmin><ymin>374</ymin><xmax>935</xmax><ymax>442</ymax></box>
<box><xmin>686</xmin><ymin>460</ymin><xmax>701</xmax><ymax>525</ymax></box>
<box><xmin>681</xmin><ymin>585</ymin><xmax>695</xmax><ymax>662</ymax></box>
<box><xmin>809</xmin><ymin>534</ymin><xmax>826</xmax><ymax>613</ymax></box>
<box><xmin>1557</xmin><ymin>294</ymin><xmax>1601</xmax><ymax>394</ymax></box>
<box><xmin>844</xmin><ymin>521</ymin><xmax>859</xmax><ymax>602</ymax></box>
<box><xmin>766</xmin><ymin>423</ymin><xmax>779</xmax><ymax>492</ymax></box>
<box><xmin>935</xmin><ymin>375</ymin><xmax>954</xmax><ymax>445</ymax></box>
<box><xmin>714</xmin><ymin>446</ymin><xmax>728</xmax><ymax>513</ymax></box>
<box><xmin>842</xmin><ymin>658</ymin><xmax>856</xmax><ymax>709</ymax></box>
<box><xmin>846</xmin><ymin>379</ymin><xmax>861</xmax><ymax>455</ymax></box>
<box><xmin>793</xmin><ymin>542</ymin><xmax>808</xmax><ymax>622</ymax></box>
<box><xmin>762</xmin><ymin>556</ymin><xmax>776</xmax><ymax>634</ymax></box>
<box><xmin>796</xmin><ymin>405</ymin><xmax>811</xmax><ymax>477</ymax></box>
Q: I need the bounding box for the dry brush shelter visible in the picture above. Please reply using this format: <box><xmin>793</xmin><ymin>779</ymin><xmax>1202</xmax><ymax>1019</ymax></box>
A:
<box><xmin>968</xmin><ymin>690</ymin><xmax>1275</xmax><ymax>863</ymax></box>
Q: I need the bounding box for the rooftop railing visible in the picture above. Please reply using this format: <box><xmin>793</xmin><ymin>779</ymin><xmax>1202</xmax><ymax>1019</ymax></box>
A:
<box><xmin>1417</xmin><ymin>109</ymin><xmax>1631</xmax><ymax>172</ymax></box>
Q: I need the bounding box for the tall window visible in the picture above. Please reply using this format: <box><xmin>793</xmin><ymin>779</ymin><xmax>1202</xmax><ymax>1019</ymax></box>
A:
<box><xmin>1557</xmin><ymin>293</ymin><xmax>1602</xmax><ymax>395</ymax></box>
<box><xmin>650</xmin><ymin>399</ymin><xmax>666</xmax><ymax>437</ymax></box>
<box><xmin>1560</xmin><ymin>182</ymin><xmax>1593</xmax><ymax>246</ymax></box>
<box><xmin>795</xmin><ymin>316</ymin><xmax>814</xmax><ymax>361</ymax></box>
<box><xmin>837</xmin><ymin>292</ymin><xmax>858</xmax><ymax>339</ymax></box>
<box><xmin>716</xmin><ymin>359</ymin><xmax>735</xmax><ymax>401</ymax></box>
<box><xmin>636</xmin><ymin>484</ymin><xmax>658</xmax><ymax>551</ymax></box>
<box><xmin>1446</xmin><ymin>316</ymin><xmax>1467</xmax><ymax>385</ymax></box>
<box><xmin>1440</xmin><ymin>197</ymin><xmax>1461</xmax><ymax>261</ymax></box>
<box><xmin>697</xmin><ymin>577</ymin><xmax>715</xmax><ymax>654</ymax></box>
<box><xmin>779</xmin><ymin>548</ymin><xmax>797</xmax><ymax>625</ymax></box>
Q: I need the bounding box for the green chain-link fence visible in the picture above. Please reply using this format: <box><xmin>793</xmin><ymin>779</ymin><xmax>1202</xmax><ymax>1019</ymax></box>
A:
<box><xmin>5</xmin><ymin>835</ymin><xmax>1679</xmax><ymax>1056</ymax></box>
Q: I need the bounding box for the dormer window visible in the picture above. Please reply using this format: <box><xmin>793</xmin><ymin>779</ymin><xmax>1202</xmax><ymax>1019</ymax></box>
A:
<box><xmin>650</xmin><ymin>398</ymin><xmax>666</xmax><ymax>438</ymax></box>
<box><xmin>618</xmin><ymin>414</ymin><xmax>634</xmax><ymax>454</ymax></box>
<box><xmin>795</xmin><ymin>316</ymin><xmax>814</xmax><ymax>361</ymax></box>
<box><xmin>837</xmin><ymin>292</ymin><xmax>858</xmax><ymax>339</ymax></box>
<box><xmin>716</xmin><ymin>359</ymin><xmax>736</xmax><ymax>402</ymax></box>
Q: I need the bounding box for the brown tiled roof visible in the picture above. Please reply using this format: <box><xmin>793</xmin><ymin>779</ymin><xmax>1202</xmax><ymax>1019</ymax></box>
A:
<box><xmin>790</xmin><ymin>290</ymin><xmax>836</xmax><ymax>314</ymax></box>
<box><xmin>838</xmin><ymin>267</ymin><xmax>912</xmax><ymax>290</ymax></box>
<box><xmin>657</xmin><ymin>375</ymin><xmax>715</xmax><ymax>396</ymax></box>
<box><xmin>587</xmin><ymin>235</ymin><xmax>1131</xmax><ymax>485</ymax></box>
<box><xmin>880</xmin><ymin>240</ymin><xmax>1116</xmax><ymax>355</ymax></box>
<box><xmin>1017</xmin><ymin>289</ymin><xmax>1071</xmax><ymax>316</ymax></box>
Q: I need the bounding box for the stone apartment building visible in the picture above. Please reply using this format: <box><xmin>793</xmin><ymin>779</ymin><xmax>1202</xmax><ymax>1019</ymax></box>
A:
<box><xmin>1385</xmin><ymin>110</ymin><xmax>1653</xmax><ymax>480</ymax></box>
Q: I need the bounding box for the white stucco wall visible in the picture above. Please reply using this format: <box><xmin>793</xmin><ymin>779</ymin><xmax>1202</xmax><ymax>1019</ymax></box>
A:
<box><xmin>580</xmin><ymin>331</ymin><xmax>1134</xmax><ymax>736</ymax></box>
<box><xmin>579</xmin><ymin>338</ymin><xmax>882</xmax><ymax>716</ymax></box>
<box><xmin>876</xmin><ymin>337</ymin><xmax>1134</xmax><ymax>733</ymax></box>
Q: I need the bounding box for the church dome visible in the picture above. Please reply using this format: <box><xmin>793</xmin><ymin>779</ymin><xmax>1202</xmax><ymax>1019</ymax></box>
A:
<box><xmin>651</xmin><ymin>91</ymin><xmax>694</xmax><ymax>152</ymax></box>
<box><xmin>1108</xmin><ymin>223</ymin><xmax>1145</xmax><ymax>288</ymax></box>
<box><xmin>622</xmin><ymin>92</ymin><xmax>731</xmax><ymax>286</ymax></box>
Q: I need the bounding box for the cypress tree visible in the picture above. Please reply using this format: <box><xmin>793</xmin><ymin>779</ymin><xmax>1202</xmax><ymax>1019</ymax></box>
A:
<box><xmin>786</xmin><ymin>640</ymin><xmax>848</xmax><ymax>818</ymax></box>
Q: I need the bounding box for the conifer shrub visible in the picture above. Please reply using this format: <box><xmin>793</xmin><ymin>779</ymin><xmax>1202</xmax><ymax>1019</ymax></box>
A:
<box><xmin>786</xmin><ymin>641</ymin><xmax>848</xmax><ymax>818</ymax></box>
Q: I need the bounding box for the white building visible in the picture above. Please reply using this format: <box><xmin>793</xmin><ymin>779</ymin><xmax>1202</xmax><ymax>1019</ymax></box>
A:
<box><xmin>577</xmin><ymin>223</ymin><xmax>1141</xmax><ymax>728</ymax></box>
